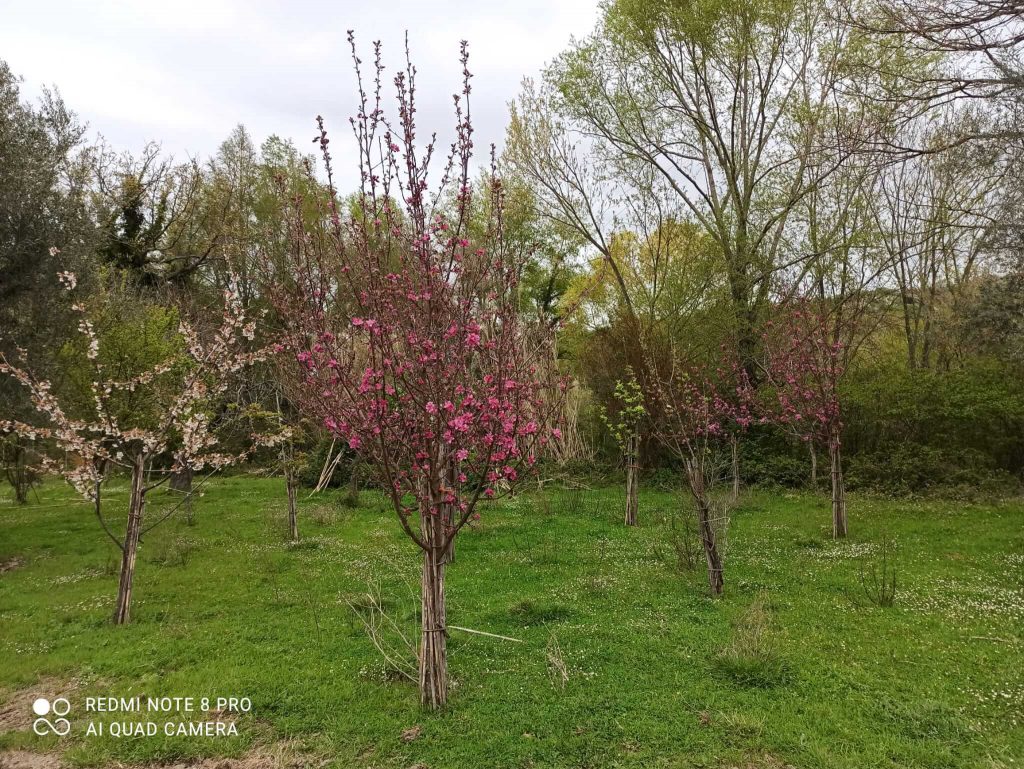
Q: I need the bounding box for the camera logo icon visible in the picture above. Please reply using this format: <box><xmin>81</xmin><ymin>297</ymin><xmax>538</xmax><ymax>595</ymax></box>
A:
<box><xmin>32</xmin><ymin>697</ymin><xmax>71</xmax><ymax>736</ymax></box>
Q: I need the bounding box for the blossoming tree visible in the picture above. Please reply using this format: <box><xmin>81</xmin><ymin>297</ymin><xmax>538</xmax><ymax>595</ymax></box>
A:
<box><xmin>761</xmin><ymin>302</ymin><xmax>848</xmax><ymax>537</ymax></box>
<box><xmin>0</xmin><ymin>266</ymin><xmax>276</xmax><ymax>624</ymax></box>
<box><xmin>648</xmin><ymin>352</ymin><xmax>754</xmax><ymax>596</ymax></box>
<box><xmin>271</xmin><ymin>36</ymin><xmax>561</xmax><ymax>708</ymax></box>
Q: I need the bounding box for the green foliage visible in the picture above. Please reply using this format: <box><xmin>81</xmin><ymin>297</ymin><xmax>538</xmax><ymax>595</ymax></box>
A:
<box><xmin>739</xmin><ymin>435</ymin><xmax>813</xmax><ymax>488</ymax></box>
<box><xmin>598</xmin><ymin>370</ymin><xmax>646</xmax><ymax>451</ymax></box>
<box><xmin>0</xmin><ymin>434</ymin><xmax>40</xmax><ymax>503</ymax></box>
<box><xmin>473</xmin><ymin>177</ymin><xmax>581</xmax><ymax>324</ymax></box>
<box><xmin>0</xmin><ymin>60</ymin><xmax>93</xmax><ymax>426</ymax></box>
<box><xmin>56</xmin><ymin>285</ymin><xmax>186</xmax><ymax>431</ymax></box>
<box><xmin>961</xmin><ymin>270</ymin><xmax>1024</xmax><ymax>365</ymax></box>
<box><xmin>845</xmin><ymin>445</ymin><xmax>1019</xmax><ymax>497</ymax></box>
<box><xmin>843</xmin><ymin>360</ymin><xmax>1024</xmax><ymax>490</ymax></box>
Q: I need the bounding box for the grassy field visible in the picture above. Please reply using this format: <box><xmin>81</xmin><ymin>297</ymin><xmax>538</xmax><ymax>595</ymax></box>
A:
<box><xmin>0</xmin><ymin>477</ymin><xmax>1022</xmax><ymax>768</ymax></box>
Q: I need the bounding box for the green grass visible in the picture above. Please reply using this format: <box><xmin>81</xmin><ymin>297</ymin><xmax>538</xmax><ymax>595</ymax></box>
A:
<box><xmin>1</xmin><ymin>477</ymin><xmax>1022</xmax><ymax>768</ymax></box>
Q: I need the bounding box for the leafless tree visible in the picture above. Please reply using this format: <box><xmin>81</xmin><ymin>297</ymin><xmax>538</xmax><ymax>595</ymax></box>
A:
<box><xmin>866</xmin><ymin>112</ymin><xmax>1004</xmax><ymax>368</ymax></box>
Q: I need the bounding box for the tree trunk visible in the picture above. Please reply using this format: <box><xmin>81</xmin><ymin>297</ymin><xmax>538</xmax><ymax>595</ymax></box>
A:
<box><xmin>829</xmin><ymin>431</ymin><xmax>847</xmax><ymax>539</ymax></box>
<box><xmin>12</xmin><ymin>441</ymin><xmax>29</xmax><ymax>504</ymax></box>
<box><xmin>113</xmin><ymin>454</ymin><xmax>146</xmax><ymax>625</ymax></box>
<box><xmin>170</xmin><ymin>466</ymin><xmax>193</xmax><ymax>525</ymax></box>
<box><xmin>3</xmin><ymin>437</ymin><xmax>35</xmax><ymax>504</ymax></box>
<box><xmin>419</xmin><ymin>513</ymin><xmax>448</xmax><ymax>709</ymax></box>
<box><xmin>730</xmin><ymin>436</ymin><xmax>740</xmax><ymax>502</ymax></box>
<box><xmin>344</xmin><ymin>462</ymin><xmax>360</xmax><ymax>507</ymax></box>
<box><xmin>696</xmin><ymin>496</ymin><xmax>724</xmax><ymax>596</ymax></box>
<box><xmin>286</xmin><ymin>473</ymin><xmax>299</xmax><ymax>542</ymax></box>
<box><xmin>809</xmin><ymin>442</ymin><xmax>818</xmax><ymax>488</ymax></box>
<box><xmin>685</xmin><ymin>457</ymin><xmax>724</xmax><ymax>597</ymax></box>
<box><xmin>624</xmin><ymin>433</ymin><xmax>639</xmax><ymax>526</ymax></box>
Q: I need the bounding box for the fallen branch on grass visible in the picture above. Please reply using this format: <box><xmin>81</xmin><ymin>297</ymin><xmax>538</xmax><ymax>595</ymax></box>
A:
<box><xmin>448</xmin><ymin>625</ymin><xmax>524</xmax><ymax>643</ymax></box>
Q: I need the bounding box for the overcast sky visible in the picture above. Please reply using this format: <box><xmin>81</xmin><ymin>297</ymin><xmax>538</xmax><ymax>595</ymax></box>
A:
<box><xmin>3</xmin><ymin>0</ymin><xmax>600</xmax><ymax>185</ymax></box>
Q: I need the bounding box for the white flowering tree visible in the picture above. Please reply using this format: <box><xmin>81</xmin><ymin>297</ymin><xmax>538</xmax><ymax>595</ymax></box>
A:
<box><xmin>0</xmin><ymin>262</ymin><xmax>281</xmax><ymax>624</ymax></box>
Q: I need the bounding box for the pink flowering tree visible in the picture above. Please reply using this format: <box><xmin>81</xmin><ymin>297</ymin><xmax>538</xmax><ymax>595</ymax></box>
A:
<box><xmin>760</xmin><ymin>302</ymin><xmax>848</xmax><ymax>537</ymax></box>
<box><xmin>0</xmin><ymin>266</ymin><xmax>279</xmax><ymax>624</ymax></box>
<box><xmin>648</xmin><ymin>352</ymin><xmax>754</xmax><ymax>596</ymax></box>
<box><xmin>270</xmin><ymin>36</ymin><xmax>561</xmax><ymax>708</ymax></box>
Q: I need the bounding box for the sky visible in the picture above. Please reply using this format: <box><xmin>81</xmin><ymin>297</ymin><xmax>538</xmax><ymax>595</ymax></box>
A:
<box><xmin>2</xmin><ymin>0</ymin><xmax>601</xmax><ymax>184</ymax></box>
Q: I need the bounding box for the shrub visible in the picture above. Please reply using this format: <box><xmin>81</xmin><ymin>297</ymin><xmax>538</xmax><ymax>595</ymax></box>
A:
<box><xmin>713</xmin><ymin>596</ymin><xmax>791</xmax><ymax>688</ymax></box>
<box><xmin>843</xmin><ymin>360</ymin><xmax>1024</xmax><ymax>482</ymax></box>
<box><xmin>738</xmin><ymin>431</ymin><xmax>811</xmax><ymax>489</ymax></box>
<box><xmin>743</xmin><ymin>451</ymin><xmax>809</xmax><ymax>489</ymax></box>
<box><xmin>855</xmin><ymin>535</ymin><xmax>898</xmax><ymax>608</ymax></box>
<box><xmin>652</xmin><ymin>505</ymin><xmax>701</xmax><ymax>572</ymax></box>
<box><xmin>845</xmin><ymin>443</ymin><xmax>1015</xmax><ymax>495</ymax></box>
<box><xmin>148</xmin><ymin>536</ymin><xmax>196</xmax><ymax>568</ymax></box>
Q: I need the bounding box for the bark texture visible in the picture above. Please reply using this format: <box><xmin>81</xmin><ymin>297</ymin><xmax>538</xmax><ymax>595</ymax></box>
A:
<box><xmin>685</xmin><ymin>458</ymin><xmax>725</xmax><ymax>596</ymax></box>
<box><xmin>344</xmin><ymin>462</ymin><xmax>360</xmax><ymax>507</ymax></box>
<box><xmin>730</xmin><ymin>436</ymin><xmax>740</xmax><ymax>501</ymax></box>
<box><xmin>113</xmin><ymin>454</ymin><xmax>146</xmax><ymax>625</ymax></box>
<box><xmin>829</xmin><ymin>431</ymin><xmax>847</xmax><ymax>538</ymax></box>
<box><xmin>624</xmin><ymin>433</ymin><xmax>639</xmax><ymax>526</ymax></box>
<box><xmin>696</xmin><ymin>497</ymin><xmax>725</xmax><ymax>596</ymax></box>
<box><xmin>3</xmin><ymin>437</ymin><xmax>34</xmax><ymax>504</ymax></box>
<box><xmin>419</xmin><ymin>511</ymin><xmax>448</xmax><ymax>709</ymax></box>
<box><xmin>286</xmin><ymin>473</ymin><xmax>299</xmax><ymax>542</ymax></box>
<box><xmin>809</xmin><ymin>442</ymin><xmax>818</xmax><ymax>488</ymax></box>
<box><xmin>170</xmin><ymin>466</ymin><xmax>193</xmax><ymax>524</ymax></box>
